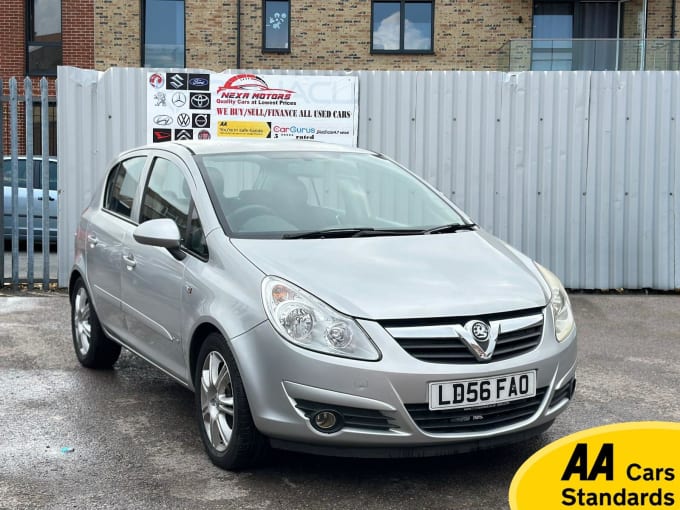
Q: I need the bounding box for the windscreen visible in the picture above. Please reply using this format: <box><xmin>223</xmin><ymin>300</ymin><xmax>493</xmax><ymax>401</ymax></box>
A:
<box><xmin>194</xmin><ymin>151</ymin><xmax>467</xmax><ymax>238</ymax></box>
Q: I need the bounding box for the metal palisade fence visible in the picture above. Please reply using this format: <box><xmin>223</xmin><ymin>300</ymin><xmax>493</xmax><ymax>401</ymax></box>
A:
<box><xmin>1</xmin><ymin>77</ymin><xmax>56</xmax><ymax>290</ymax></box>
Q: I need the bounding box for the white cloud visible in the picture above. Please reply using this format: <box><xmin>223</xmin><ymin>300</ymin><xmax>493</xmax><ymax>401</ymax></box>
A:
<box><xmin>373</xmin><ymin>12</ymin><xmax>431</xmax><ymax>51</ymax></box>
<box><xmin>373</xmin><ymin>12</ymin><xmax>400</xmax><ymax>50</ymax></box>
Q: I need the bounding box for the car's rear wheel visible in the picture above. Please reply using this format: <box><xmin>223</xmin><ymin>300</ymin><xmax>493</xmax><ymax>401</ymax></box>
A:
<box><xmin>71</xmin><ymin>278</ymin><xmax>121</xmax><ymax>368</ymax></box>
<box><xmin>195</xmin><ymin>333</ymin><xmax>269</xmax><ymax>470</ymax></box>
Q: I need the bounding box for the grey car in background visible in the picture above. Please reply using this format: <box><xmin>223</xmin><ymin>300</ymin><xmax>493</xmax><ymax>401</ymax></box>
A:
<box><xmin>69</xmin><ymin>140</ymin><xmax>577</xmax><ymax>470</ymax></box>
<box><xmin>3</xmin><ymin>156</ymin><xmax>58</xmax><ymax>244</ymax></box>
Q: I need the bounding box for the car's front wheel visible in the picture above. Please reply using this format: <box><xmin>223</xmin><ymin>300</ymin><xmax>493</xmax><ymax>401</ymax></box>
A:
<box><xmin>195</xmin><ymin>333</ymin><xmax>269</xmax><ymax>470</ymax></box>
<box><xmin>70</xmin><ymin>278</ymin><xmax>121</xmax><ymax>368</ymax></box>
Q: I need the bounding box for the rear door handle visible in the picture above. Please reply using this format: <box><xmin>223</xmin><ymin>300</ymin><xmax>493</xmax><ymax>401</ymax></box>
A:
<box><xmin>87</xmin><ymin>234</ymin><xmax>98</xmax><ymax>247</ymax></box>
<box><xmin>122</xmin><ymin>253</ymin><xmax>136</xmax><ymax>269</ymax></box>
<box><xmin>38</xmin><ymin>196</ymin><xmax>55</xmax><ymax>201</ymax></box>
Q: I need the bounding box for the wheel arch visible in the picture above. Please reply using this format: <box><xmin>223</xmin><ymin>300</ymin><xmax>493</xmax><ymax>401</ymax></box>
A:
<box><xmin>189</xmin><ymin>322</ymin><xmax>224</xmax><ymax>389</ymax></box>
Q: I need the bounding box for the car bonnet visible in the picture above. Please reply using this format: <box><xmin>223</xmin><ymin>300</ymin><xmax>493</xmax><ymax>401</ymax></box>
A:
<box><xmin>230</xmin><ymin>230</ymin><xmax>548</xmax><ymax>320</ymax></box>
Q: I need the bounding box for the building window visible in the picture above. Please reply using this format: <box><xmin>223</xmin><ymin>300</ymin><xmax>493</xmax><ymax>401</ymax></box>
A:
<box><xmin>371</xmin><ymin>0</ymin><xmax>433</xmax><ymax>53</ymax></box>
<box><xmin>26</xmin><ymin>0</ymin><xmax>62</xmax><ymax>76</ymax></box>
<box><xmin>143</xmin><ymin>0</ymin><xmax>185</xmax><ymax>67</ymax></box>
<box><xmin>263</xmin><ymin>0</ymin><xmax>290</xmax><ymax>52</ymax></box>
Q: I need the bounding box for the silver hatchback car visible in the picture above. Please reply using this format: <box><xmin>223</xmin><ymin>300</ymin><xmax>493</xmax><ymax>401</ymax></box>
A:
<box><xmin>70</xmin><ymin>140</ymin><xmax>576</xmax><ymax>469</ymax></box>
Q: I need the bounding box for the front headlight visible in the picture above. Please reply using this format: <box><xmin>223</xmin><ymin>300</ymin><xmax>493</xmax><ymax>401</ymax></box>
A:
<box><xmin>261</xmin><ymin>276</ymin><xmax>381</xmax><ymax>361</ymax></box>
<box><xmin>535</xmin><ymin>263</ymin><xmax>575</xmax><ymax>342</ymax></box>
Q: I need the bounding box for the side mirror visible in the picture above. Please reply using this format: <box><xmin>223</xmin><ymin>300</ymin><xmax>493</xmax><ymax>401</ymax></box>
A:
<box><xmin>133</xmin><ymin>219</ymin><xmax>186</xmax><ymax>260</ymax></box>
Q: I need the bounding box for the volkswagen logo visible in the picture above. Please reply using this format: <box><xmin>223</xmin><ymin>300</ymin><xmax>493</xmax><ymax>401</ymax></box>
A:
<box><xmin>190</xmin><ymin>93</ymin><xmax>210</xmax><ymax>109</ymax></box>
<box><xmin>189</xmin><ymin>77</ymin><xmax>208</xmax><ymax>87</ymax></box>
<box><xmin>172</xmin><ymin>92</ymin><xmax>187</xmax><ymax>107</ymax></box>
<box><xmin>470</xmin><ymin>321</ymin><xmax>490</xmax><ymax>342</ymax></box>
<box><xmin>177</xmin><ymin>113</ymin><xmax>191</xmax><ymax>127</ymax></box>
<box><xmin>153</xmin><ymin>115</ymin><xmax>173</xmax><ymax>126</ymax></box>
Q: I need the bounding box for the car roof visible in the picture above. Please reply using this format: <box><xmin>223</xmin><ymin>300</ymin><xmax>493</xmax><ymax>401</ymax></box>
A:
<box><xmin>137</xmin><ymin>140</ymin><xmax>374</xmax><ymax>156</ymax></box>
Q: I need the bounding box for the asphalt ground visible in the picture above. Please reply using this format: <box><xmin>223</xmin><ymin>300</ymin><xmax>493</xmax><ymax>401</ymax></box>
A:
<box><xmin>0</xmin><ymin>292</ymin><xmax>678</xmax><ymax>510</ymax></box>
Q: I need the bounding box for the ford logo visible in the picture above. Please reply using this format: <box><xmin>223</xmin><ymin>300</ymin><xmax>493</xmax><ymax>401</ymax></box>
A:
<box><xmin>190</xmin><ymin>77</ymin><xmax>209</xmax><ymax>87</ymax></box>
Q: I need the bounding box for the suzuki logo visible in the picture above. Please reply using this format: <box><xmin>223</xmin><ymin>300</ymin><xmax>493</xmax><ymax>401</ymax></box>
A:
<box><xmin>169</xmin><ymin>74</ymin><xmax>185</xmax><ymax>89</ymax></box>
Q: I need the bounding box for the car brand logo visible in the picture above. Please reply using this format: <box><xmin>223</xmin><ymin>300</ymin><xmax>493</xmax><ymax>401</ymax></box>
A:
<box><xmin>152</xmin><ymin>129</ymin><xmax>172</xmax><ymax>143</ymax></box>
<box><xmin>190</xmin><ymin>93</ymin><xmax>211</xmax><ymax>109</ymax></box>
<box><xmin>470</xmin><ymin>321</ymin><xmax>490</xmax><ymax>342</ymax></box>
<box><xmin>192</xmin><ymin>113</ymin><xmax>210</xmax><ymax>128</ymax></box>
<box><xmin>153</xmin><ymin>92</ymin><xmax>167</xmax><ymax>107</ymax></box>
<box><xmin>174</xmin><ymin>129</ymin><xmax>193</xmax><ymax>140</ymax></box>
<box><xmin>167</xmin><ymin>73</ymin><xmax>187</xmax><ymax>90</ymax></box>
<box><xmin>149</xmin><ymin>73</ymin><xmax>164</xmax><ymax>89</ymax></box>
<box><xmin>177</xmin><ymin>113</ymin><xmax>191</xmax><ymax>127</ymax></box>
<box><xmin>189</xmin><ymin>77</ymin><xmax>208</xmax><ymax>87</ymax></box>
<box><xmin>188</xmin><ymin>74</ymin><xmax>210</xmax><ymax>90</ymax></box>
<box><xmin>153</xmin><ymin>115</ymin><xmax>173</xmax><ymax>126</ymax></box>
<box><xmin>456</xmin><ymin>320</ymin><xmax>500</xmax><ymax>361</ymax></box>
<box><xmin>216</xmin><ymin>73</ymin><xmax>294</xmax><ymax>95</ymax></box>
<box><xmin>197</xmin><ymin>130</ymin><xmax>211</xmax><ymax>140</ymax></box>
<box><xmin>172</xmin><ymin>92</ymin><xmax>187</xmax><ymax>108</ymax></box>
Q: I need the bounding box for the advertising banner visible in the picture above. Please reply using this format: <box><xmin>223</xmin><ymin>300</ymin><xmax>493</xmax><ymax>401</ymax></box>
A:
<box><xmin>146</xmin><ymin>72</ymin><xmax>358</xmax><ymax>146</ymax></box>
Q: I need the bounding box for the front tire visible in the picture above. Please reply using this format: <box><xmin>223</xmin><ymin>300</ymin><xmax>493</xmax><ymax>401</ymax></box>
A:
<box><xmin>194</xmin><ymin>333</ymin><xmax>269</xmax><ymax>470</ymax></box>
<box><xmin>70</xmin><ymin>278</ymin><xmax>121</xmax><ymax>369</ymax></box>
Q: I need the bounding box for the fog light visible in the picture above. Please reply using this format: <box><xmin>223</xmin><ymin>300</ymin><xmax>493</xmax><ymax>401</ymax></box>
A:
<box><xmin>311</xmin><ymin>410</ymin><xmax>342</xmax><ymax>433</ymax></box>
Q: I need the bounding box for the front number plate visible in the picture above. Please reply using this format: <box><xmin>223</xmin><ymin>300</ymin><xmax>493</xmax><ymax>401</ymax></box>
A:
<box><xmin>428</xmin><ymin>371</ymin><xmax>537</xmax><ymax>411</ymax></box>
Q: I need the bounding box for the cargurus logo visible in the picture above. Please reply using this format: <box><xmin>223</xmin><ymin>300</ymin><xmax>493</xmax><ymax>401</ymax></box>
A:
<box><xmin>273</xmin><ymin>125</ymin><xmax>316</xmax><ymax>134</ymax></box>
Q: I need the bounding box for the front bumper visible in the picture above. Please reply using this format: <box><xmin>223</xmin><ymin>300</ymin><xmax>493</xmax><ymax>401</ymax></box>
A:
<box><xmin>230</xmin><ymin>310</ymin><xmax>577</xmax><ymax>456</ymax></box>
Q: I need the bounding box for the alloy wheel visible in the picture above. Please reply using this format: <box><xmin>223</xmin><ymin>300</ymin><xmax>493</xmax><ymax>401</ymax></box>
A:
<box><xmin>200</xmin><ymin>351</ymin><xmax>235</xmax><ymax>452</ymax></box>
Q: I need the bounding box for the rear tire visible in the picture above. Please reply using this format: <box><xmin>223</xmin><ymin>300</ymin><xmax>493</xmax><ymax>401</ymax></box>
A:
<box><xmin>70</xmin><ymin>278</ymin><xmax>121</xmax><ymax>369</ymax></box>
<box><xmin>194</xmin><ymin>333</ymin><xmax>269</xmax><ymax>470</ymax></box>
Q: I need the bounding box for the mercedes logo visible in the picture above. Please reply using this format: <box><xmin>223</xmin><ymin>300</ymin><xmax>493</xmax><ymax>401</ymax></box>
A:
<box><xmin>172</xmin><ymin>92</ymin><xmax>187</xmax><ymax>107</ymax></box>
<box><xmin>470</xmin><ymin>321</ymin><xmax>490</xmax><ymax>342</ymax></box>
<box><xmin>190</xmin><ymin>94</ymin><xmax>210</xmax><ymax>109</ymax></box>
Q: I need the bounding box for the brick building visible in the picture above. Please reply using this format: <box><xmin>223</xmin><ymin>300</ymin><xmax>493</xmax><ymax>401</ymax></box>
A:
<box><xmin>2</xmin><ymin>0</ymin><xmax>679</xmax><ymax>154</ymax></box>
<box><xmin>1</xmin><ymin>0</ymin><xmax>94</xmax><ymax>155</ymax></box>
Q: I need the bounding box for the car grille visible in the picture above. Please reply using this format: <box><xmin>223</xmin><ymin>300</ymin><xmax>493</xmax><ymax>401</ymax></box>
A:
<box><xmin>381</xmin><ymin>308</ymin><xmax>544</xmax><ymax>364</ymax></box>
<box><xmin>294</xmin><ymin>399</ymin><xmax>397</xmax><ymax>431</ymax></box>
<box><xmin>405</xmin><ymin>387</ymin><xmax>548</xmax><ymax>434</ymax></box>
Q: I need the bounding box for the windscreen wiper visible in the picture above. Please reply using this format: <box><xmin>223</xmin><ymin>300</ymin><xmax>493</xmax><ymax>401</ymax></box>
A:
<box><xmin>422</xmin><ymin>223</ymin><xmax>478</xmax><ymax>235</ymax></box>
<box><xmin>282</xmin><ymin>228</ymin><xmax>425</xmax><ymax>239</ymax></box>
<box><xmin>282</xmin><ymin>228</ymin><xmax>375</xmax><ymax>239</ymax></box>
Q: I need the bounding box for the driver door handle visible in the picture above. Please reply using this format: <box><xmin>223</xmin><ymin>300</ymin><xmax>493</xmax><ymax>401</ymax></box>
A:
<box><xmin>122</xmin><ymin>253</ymin><xmax>136</xmax><ymax>269</ymax></box>
<box><xmin>87</xmin><ymin>234</ymin><xmax>98</xmax><ymax>247</ymax></box>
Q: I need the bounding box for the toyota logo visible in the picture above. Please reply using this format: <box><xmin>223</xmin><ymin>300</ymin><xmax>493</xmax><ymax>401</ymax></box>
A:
<box><xmin>172</xmin><ymin>93</ymin><xmax>187</xmax><ymax>107</ymax></box>
<box><xmin>153</xmin><ymin>115</ymin><xmax>173</xmax><ymax>126</ymax></box>
<box><xmin>470</xmin><ymin>321</ymin><xmax>490</xmax><ymax>342</ymax></box>
<box><xmin>190</xmin><ymin>94</ymin><xmax>210</xmax><ymax>108</ymax></box>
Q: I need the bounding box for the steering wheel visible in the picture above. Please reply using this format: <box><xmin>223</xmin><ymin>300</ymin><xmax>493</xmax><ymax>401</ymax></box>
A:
<box><xmin>226</xmin><ymin>204</ymin><xmax>277</xmax><ymax>229</ymax></box>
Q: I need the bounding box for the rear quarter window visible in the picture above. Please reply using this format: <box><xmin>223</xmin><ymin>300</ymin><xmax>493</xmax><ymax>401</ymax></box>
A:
<box><xmin>103</xmin><ymin>157</ymin><xmax>146</xmax><ymax>218</ymax></box>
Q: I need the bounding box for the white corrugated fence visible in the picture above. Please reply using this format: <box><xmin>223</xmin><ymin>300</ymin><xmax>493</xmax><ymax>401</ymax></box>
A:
<box><xmin>57</xmin><ymin>67</ymin><xmax>680</xmax><ymax>290</ymax></box>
